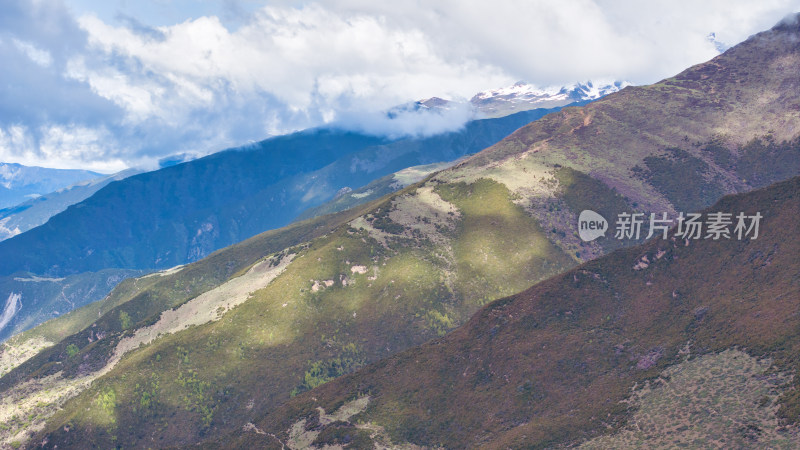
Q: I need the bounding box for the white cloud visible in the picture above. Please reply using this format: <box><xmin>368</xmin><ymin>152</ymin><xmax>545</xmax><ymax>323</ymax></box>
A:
<box><xmin>65</xmin><ymin>57</ymin><xmax>164</xmax><ymax>124</ymax></box>
<box><xmin>335</xmin><ymin>101</ymin><xmax>476</xmax><ymax>138</ymax></box>
<box><xmin>305</xmin><ymin>0</ymin><xmax>799</xmax><ymax>84</ymax></box>
<box><xmin>75</xmin><ymin>7</ymin><xmax>508</xmax><ymax>117</ymax></box>
<box><xmin>12</xmin><ymin>38</ymin><xmax>53</xmax><ymax>67</ymax></box>
<box><xmin>0</xmin><ymin>123</ymin><xmax>131</xmax><ymax>173</ymax></box>
<box><xmin>1</xmin><ymin>0</ymin><xmax>800</xmax><ymax>170</ymax></box>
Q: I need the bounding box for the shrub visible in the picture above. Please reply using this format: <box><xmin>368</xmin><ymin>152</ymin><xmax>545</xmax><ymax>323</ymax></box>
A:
<box><xmin>65</xmin><ymin>343</ymin><xmax>79</xmax><ymax>358</ymax></box>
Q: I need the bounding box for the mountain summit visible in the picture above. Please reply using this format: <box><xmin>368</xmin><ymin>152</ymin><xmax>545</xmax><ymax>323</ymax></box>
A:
<box><xmin>471</xmin><ymin>80</ymin><xmax>631</xmax><ymax>118</ymax></box>
<box><xmin>397</xmin><ymin>81</ymin><xmax>631</xmax><ymax>119</ymax></box>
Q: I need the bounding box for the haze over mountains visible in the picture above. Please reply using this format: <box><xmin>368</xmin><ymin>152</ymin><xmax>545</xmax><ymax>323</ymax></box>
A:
<box><xmin>0</xmin><ymin>15</ymin><xmax>798</xmax><ymax>449</ymax></box>
<box><xmin>0</xmin><ymin>169</ymin><xmax>140</xmax><ymax>241</ymax></box>
<box><xmin>0</xmin><ymin>163</ymin><xmax>101</xmax><ymax>210</ymax></box>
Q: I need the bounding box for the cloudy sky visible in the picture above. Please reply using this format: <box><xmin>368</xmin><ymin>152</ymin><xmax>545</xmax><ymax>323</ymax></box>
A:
<box><xmin>1</xmin><ymin>0</ymin><xmax>799</xmax><ymax>172</ymax></box>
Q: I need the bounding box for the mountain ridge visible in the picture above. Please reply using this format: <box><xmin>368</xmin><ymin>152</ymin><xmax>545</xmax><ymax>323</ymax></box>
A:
<box><xmin>0</xmin><ymin>168</ymin><xmax>140</xmax><ymax>241</ymax></box>
<box><xmin>470</xmin><ymin>80</ymin><xmax>631</xmax><ymax>118</ymax></box>
<box><xmin>0</xmin><ymin>163</ymin><xmax>101</xmax><ymax>210</ymax></box>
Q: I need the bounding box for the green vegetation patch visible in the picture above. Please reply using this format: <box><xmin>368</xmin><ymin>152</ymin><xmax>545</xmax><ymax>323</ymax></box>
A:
<box><xmin>736</xmin><ymin>135</ymin><xmax>800</xmax><ymax>188</ymax></box>
<box><xmin>553</xmin><ymin>166</ymin><xmax>633</xmax><ymax>251</ymax></box>
<box><xmin>65</xmin><ymin>344</ymin><xmax>79</xmax><ymax>358</ymax></box>
<box><xmin>291</xmin><ymin>344</ymin><xmax>366</xmax><ymax>397</ymax></box>
<box><xmin>93</xmin><ymin>387</ymin><xmax>117</xmax><ymax>426</ymax></box>
<box><xmin>436</xmin><ymin>177</ymin><xmax>574</xmax><ymax>305</ymax></box>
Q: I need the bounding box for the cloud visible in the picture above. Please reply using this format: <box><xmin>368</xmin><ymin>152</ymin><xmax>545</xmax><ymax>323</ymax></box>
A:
<box><xmin>74</xmin><ymin>7</ymin><xmax>507</xmax><ymax>119</ymax></box>
<box><xmin>0</xmin><ymin>124</ymin><xmax>129</xmax><ymax>173</ymax></box>
<box><xmin>0</xmin><ymin>0</ymin><xmax>799</xmax><ymax>171</ymax></box>
<box><xmin>334</xmin><ymin>101</ymin><xmax>476</xmax><ymax>139</ymax></box>
<box><xmin>12</xmin><ymin>38</ymin><xmax>53</xmax><ymax>67</ymax></box>
<box><xmin>307</xmin><ymin>0</ymin><xmax>799</xmax><ymax>84</ymax></box>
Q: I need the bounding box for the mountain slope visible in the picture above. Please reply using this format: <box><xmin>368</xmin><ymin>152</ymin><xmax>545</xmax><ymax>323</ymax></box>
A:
<box><xmin>216</xmin><ymin>175</ymin><xmax>800</xmax><ymax>449</ymax></box>
<box><xmin>2</xmin><ymin>15</ymin><xmax>800</xmax><ymax>449</ymax></box>
<box><xmin>0</xmin><ymin>107</ymin><xmax>569</xmax><ymax>342</ymax></box>
<box><xmin>0</xmin><ymin>163</ymin><xmax>101</xmax><ymax>210</ymax></box>
<box><xmin>0</xmin><ymin>107</ymin><xmax>566</xmax><ymax>278</ymax></box>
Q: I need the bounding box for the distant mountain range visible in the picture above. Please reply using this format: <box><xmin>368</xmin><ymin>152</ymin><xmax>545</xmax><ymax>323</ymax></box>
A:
<box><xmin>0</xmin><ymin>163</ymin><xmax>101</xmax><ymax>209</ymax></box>
<box><xmin>0</xmin><ymin>107</ymin><xmax>573</xmax><ymax>278</ymax></box>
<box><xmin>0</xmin><ymin>169</ymin><xmax>140</xmax><ymax>241</ymax></box>
<box><xmin>1</xmin><ymin>15</ymin><xmax>798</xmax><ymax>449</ymax></box>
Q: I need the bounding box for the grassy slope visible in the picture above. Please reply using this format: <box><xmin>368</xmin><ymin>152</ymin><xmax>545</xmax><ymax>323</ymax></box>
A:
<box><xmin>0</xmin><ymin>202</ymin><xmax>380</xmax><ymax>387</ymax></box>
<box><xmin>221</xmin><ymin>176</ymin><xmax>800</xmax><ymax>449</ymax></box>
<box><xmin>23</xmin><ymin>176</ymin><xmax>574</xmax><ymax>448</ymax></box>
<box><xmin>580</xmin><ymin>349</ymin><xmax>795</xmax><ymax>448</ymax></box>
<box><xmin>2</xmin><ymin>16</ymin><xmax>800</xmax><ymax>449</ymax></box>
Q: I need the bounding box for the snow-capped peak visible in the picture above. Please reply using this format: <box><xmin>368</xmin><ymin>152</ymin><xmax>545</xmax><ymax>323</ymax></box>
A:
<box><xmin>469</xmin><ymin>80</ymin><xmax>632</xmax><ymax>118</ymax></box>
<box><xmin>472</xmin><ymin>81</ymin><xmax>566</xmax><ymax>101</ymax></box>
<box><xmin>568</xmin><ymin>80</ymin><xmax>632</xmax><ymax>100</ymax></box>
<box><xmin>473</xmin><ymin>80</ymin><xmax>630</xmax><ymax>102</ymax></box>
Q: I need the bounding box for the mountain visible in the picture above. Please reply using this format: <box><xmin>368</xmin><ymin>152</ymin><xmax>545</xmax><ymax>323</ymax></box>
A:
<box><xmin>0</xmin><ymin>163</ymin><xmax>101</xmax><ymax>209</ymax></box>
<box><xmin>1</xmin><ymin>16</ymin><xmax>800</xmax><ymax>449</ymax></box>
<box><xmin>399</xmin><ymin>81</ymin><xmax>630</xmax><ymax>119</ymax></box>
<box><xmin>0</xmin><ymin>106</ymin><xmax>570</xmax><ymax>341</ymax></box>
<box><xmin>0</xmin><ymin>169</ymin><xmax>140</xmax><ymax>241</ymax></box>
<box><xmin>471</xmin><ymin>80</ymin><xmax>631</xmax><ymax>118</ymax></box>
<box><xmin>224</xmin><ymin>175</ymin><xmax>800</xmax><ymax>449</ymax></box>
<box><xmin>0</xmin><ymin>107</ymin><xmax>568</xmax><ymax>279</ymax></box>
